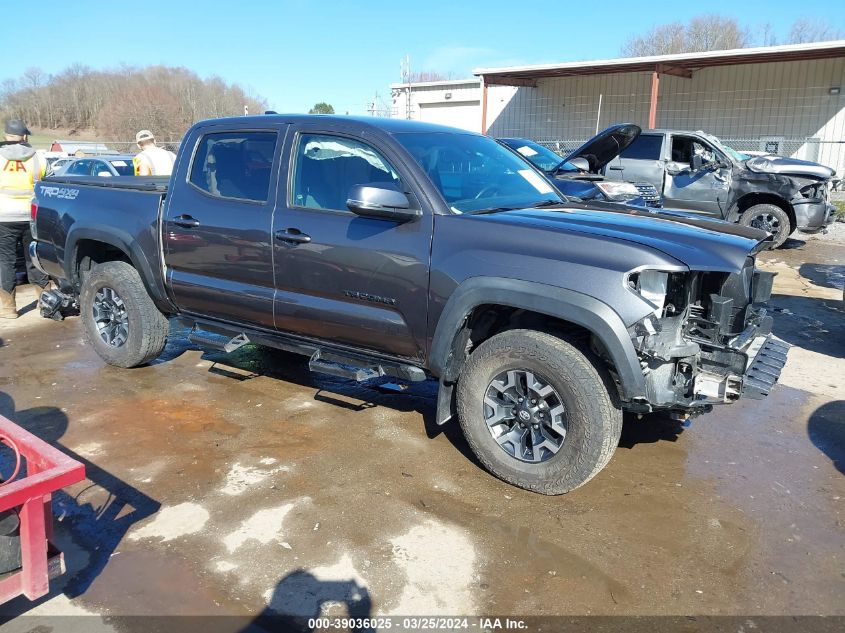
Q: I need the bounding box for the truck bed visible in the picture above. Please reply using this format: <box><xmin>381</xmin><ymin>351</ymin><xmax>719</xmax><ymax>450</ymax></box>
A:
<box><xmin>33</xmin><ymin>174</ymin><xmax>172</xmax><ymax>312</ymax></box>
<box><xmin>45</xmin><ymin>175</ymin><xmax>170</xmax><ymax>192</ymax></box>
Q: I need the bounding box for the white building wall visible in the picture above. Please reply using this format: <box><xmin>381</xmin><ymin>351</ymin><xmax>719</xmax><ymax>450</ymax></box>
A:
<box><xmin>391</xmin><ymin>80</ymin><xmax>482</xmax><ymax>132</ymax></box>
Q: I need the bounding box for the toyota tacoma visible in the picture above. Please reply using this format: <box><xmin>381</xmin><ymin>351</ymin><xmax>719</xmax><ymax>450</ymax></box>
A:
<box><xmin>30</xmin><ymin>115</ymin><xmax>788</xmax><ymax>494</ymax></box>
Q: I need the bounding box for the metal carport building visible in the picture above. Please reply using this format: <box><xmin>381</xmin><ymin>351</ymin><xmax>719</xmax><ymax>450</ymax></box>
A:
<box><xmin>475</xmin><ymin>41</ymin><xmax>845</xmax><ymax>173</ymax></box>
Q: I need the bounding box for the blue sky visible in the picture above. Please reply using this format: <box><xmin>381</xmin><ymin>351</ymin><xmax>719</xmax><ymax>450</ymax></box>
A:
<box><xmin>5</xmin><ymin>0</ymin><xmax>843</xmax><ymax>115</ymax></box>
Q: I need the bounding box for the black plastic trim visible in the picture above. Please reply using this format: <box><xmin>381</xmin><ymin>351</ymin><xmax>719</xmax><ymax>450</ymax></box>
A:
<box><xmin>428</xmin><ymin>277</ymin><xmax>648</xmax><ymax>401</ymax></box>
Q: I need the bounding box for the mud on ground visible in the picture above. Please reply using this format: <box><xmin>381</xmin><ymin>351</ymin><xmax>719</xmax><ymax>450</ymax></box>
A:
<box><xmin>0</xmin><ymin>226</ymin><xmax>842</xmax><ymax>630</ymax></box>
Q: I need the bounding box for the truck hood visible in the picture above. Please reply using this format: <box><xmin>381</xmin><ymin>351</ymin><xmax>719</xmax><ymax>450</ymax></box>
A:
<box><xmin>471</xmin><ymin>202</ymin><xmax>768</xmax><ymax>272</ymax></box>
<box><xmin>745</xmin><ymin>155</ymin><xmax>835</xmax><ymax>180</ymax></box>
<box><xmin>562</xmin><ymin>123</ymin><xmax>641</xmax><ymax>173</ymax></box>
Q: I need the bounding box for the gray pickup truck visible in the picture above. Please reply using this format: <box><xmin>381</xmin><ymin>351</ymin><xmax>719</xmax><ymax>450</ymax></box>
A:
<box><xmin>606</xmin><ymin>128</ymin><xmax>835</xmax><ymax>248</ymax></box>
<box><xmin>30</xmin><ymin>115</ymin><xmax>788</xmax><ymax>495</ymax></box>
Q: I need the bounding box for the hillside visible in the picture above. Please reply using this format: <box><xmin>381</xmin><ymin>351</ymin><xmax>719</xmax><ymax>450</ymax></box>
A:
<box><xmin>1</xmin><ymin>65</ymin><xmax>267</xmax><ymax>144</ymax></box>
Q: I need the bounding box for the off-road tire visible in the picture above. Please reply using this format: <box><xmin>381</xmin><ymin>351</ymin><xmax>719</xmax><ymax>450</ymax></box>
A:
<box><xmin>739</xmin><ymin>203</ymin><xmax>791</xmax><ymax>249</ymax></box>
<box><xmin>456</xmin><ymin>329</ymin><xmax>623</xmax><ymax>495</ymax></box>
<box><xmin>80</xmin><ymin>261</ymin><xmax>168</xmax><ymax>368</ymax></box>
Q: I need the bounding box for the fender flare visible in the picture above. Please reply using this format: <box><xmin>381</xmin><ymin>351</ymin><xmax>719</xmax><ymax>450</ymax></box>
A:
<box><xmin>65</xmin><ymin>227</ymin><xmax>173</xmax><ymax>310</ymax></box>
<box><xmin>428</xmin><ymin>277</ymin><xmax>647</xmax><ymax>402</ymax></box>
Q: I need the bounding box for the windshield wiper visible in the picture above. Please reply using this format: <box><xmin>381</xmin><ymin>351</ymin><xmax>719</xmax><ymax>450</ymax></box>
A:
<box><xmin>464</xmin><ymin>206</ymin><xmax>521</xmax><ymax>215</ymax></box>
<box><xmin>464</xmin><ymin>199</ymin><xmax>566</xmax><ymax>215</ymax></box>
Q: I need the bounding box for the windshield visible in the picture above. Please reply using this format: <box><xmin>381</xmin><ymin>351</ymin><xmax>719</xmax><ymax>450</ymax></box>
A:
<box><xmin>109</xmin><ymin>159</ymin><xmax>135</xmax><ymax>176</ymax></box>
<box><xmin>700</xmin><ymin>132</ymin><xmax>748</xmax><ymax>163</ymax></box>
<box><xmin>499</xmin><ymin>138</ymin><xmax>566</xmax><ymax>172</ymax></box>
<box><xmin>395</xmin><ymin>132</ymin><xmax>564</xmax><ymax>214</ymax></box>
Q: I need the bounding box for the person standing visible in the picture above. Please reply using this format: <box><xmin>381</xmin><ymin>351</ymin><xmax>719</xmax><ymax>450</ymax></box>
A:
<box><xmin>132</xmin><ymin>130</ymin><xmax>176</xmax><ymax>176</ymax></box>
<box><xmin>0</xmin><ymin>119</ymin><xmax>49</xmax><ymax>319</ymax></box>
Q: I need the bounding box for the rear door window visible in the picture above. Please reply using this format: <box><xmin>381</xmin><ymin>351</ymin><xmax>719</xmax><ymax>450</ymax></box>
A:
<box><xmin>189</xmin><ymin>131</ymin><xmax>278</xmax><ymax>202</ymax></box>
<box><xmin>620</xmin><ymin>135</ymin><xmax>663</xmax><ymax>160</ymax></box>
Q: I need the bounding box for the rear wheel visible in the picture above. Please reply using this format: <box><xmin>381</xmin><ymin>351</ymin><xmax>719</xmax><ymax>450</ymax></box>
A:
<box><xmin>739</xmin><ymin>203</ymin><xmax>791</xmax><ymax>249</ymax></box>
<box><xmin>80</xmin><ymin>261</ymin><xmax>168</xmax><ymax>368</ymax></box>
<box><xmin>456</xmin><ymin>329</ymin><xmax>623</xmax><ymax>495</ymax></box>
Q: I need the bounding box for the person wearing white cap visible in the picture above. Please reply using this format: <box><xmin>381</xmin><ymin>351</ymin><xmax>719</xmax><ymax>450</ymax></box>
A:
<box><xmin>132</xmin><ymin>129</ymin><xmax>176</xmax><ymax>176</ymax></box>
<box><xmin>0</xmin><ymin>119</ymin><xmax>50</xmax><ymax>318</ymax></box>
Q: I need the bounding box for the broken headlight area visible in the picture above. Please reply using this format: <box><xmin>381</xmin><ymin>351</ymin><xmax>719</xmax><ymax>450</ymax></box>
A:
<box><xmin>626</xmin><ymin>261</ymin><xmax>784</xmax><ymax>410</ymax></box>
<box><xmin>797</xmin><ymin>181</ymin><xmax>829</xmax><ymax>202</ymax></box>
<box><xmin>594</xmin><ymin>180</ymin><xmax>642</xmax><ymax>202</ymax></box>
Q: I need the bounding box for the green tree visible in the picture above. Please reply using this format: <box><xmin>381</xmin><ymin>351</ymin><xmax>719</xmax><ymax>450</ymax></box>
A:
<box><xmin>308</xmin><ymin>102</ymin><xmax>335</xmax><ymax>114</ymax></box>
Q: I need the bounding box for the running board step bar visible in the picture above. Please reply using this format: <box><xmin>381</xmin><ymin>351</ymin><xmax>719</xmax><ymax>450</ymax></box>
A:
<box><xmin>181</xmin><ymin>318</ymin><xmax>427</xmax><ymax>383</ymax></box>
<box><xmin>188</xmin><ymin>327</ymin><xmax>250</xmax><ymax>353</ymax></box>
<box><xmin>309</xmin><ymin>350</ymin><xmax>382</xmax><ymax>382</ymax></box>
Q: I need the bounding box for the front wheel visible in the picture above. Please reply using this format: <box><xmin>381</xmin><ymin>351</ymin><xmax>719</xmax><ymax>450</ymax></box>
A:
<box><xmin>739</xmin><ymin>203</ymin><xmax>791</xmax><ymax>249</ymax></box>
<box><xmin>456</xmin><ymin>330</ymin><xmax>623</xmax><ymax>495</ymax></box>
<box><xmin>80</xmin><ymin>261</ymin><xmax>169</xmax><ymax>368</ymax></box>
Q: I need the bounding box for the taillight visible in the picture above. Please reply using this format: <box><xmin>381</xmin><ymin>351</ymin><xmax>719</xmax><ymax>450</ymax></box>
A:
<box><xmin>31</xmin><ymin>202</ymin><xmax>37</xmax><ymax>221</ymax></box>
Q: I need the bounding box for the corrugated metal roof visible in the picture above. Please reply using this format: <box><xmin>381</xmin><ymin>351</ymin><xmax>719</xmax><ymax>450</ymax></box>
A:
<box><xmin>389</xmin><ymin>78</ymin><xmax>481</xmax><ymax>89</ymax></box>
<box><xmin>475</xmin><ymin>40</ymin><xmax>845</xmax><ymax>84</ymax></box>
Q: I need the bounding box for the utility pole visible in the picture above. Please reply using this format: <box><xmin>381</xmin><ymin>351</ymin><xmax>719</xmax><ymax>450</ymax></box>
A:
<box><xmin>400</xmin><ymin>55</ymin><xmax>412</xmax><ymax>120</ymax></box>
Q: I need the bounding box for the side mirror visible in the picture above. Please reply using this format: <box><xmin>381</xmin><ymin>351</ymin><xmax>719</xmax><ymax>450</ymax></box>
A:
<box><xmin>566</xmin><ymin>156</ymin><xmax>590</xmax><ymax>173</ymax></box>
<box><xmin>690</xmin><ymin>154</ymin><xmax>703</xmax><ymax>172</ymax></box>
<box><xmin>97</xmin><ymin>171</ymin><xmax>112</xmax><ymax>177</ymax></box>
<box><xmin>347</xmin><ymin>183</ymin><xmax>421</xmax><ymax>223</ymax></box>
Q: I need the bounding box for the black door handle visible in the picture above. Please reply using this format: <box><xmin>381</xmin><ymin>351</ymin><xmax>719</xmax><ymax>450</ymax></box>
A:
<box><xmin>608</xmin><ymin>166</ymin><xmax>623</xmax><ymax>171</ymax></box>
<box><xmin>275</xmin><ymin>228</ymin><xmax>311</xmax><ymax>244</ymax></box>
<box><xmin>173</xmin><ymin>215</ymin><xmax>200</xmax><ymax>228</ymax></box>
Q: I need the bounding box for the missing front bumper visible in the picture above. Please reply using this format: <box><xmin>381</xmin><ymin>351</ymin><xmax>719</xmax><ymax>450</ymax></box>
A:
<box><xmin>692</xmin><ymin>335</ymin><xmax>789</xmax><ymax>403</ymax></box>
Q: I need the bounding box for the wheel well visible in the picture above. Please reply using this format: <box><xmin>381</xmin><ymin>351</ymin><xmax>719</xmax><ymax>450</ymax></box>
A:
<box><xmin>74</xmin><ymin>240</ymin><xmax>132</xmax><ymax>285</ymax></box>
<box><xmin>736</xmin><ymin>193</ymin><xmax>795</xmax><ymax>232</ymax></box>
<box><xmin>443</xmin><ymin>304</ymin><xmax>618</xmax><ymax>392</ymax></box>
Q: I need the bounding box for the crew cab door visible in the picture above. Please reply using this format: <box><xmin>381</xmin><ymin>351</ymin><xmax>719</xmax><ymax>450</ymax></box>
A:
<box><xmin>662</xmin><ymin>135</ymin><xmax>731</xmax><ymax>215</ymax></box>
<box><xmin>163</xmin><ymin>124</ymin><xmax>286</xmax><ymax>328</ymax></box>
<box><xmin>271</xmin><ymin>125</ymin><xmax>433</xmax><ymax>360</ymax></box>
<box><xmin>605</xmin><ymin>133</ymin><xmax>665</xmax><ymax>189</ymax></box>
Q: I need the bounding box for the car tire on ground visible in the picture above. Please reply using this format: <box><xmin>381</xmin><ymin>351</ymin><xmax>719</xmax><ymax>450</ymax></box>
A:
<box><xmin>456</xmin><ymin>329</ymin><xmax>623</xmax><ymax>495</ymax></box>
<box><xmin>80</xmin><ymin>261</ymin><xmax>168</xmax><ymax>368</ymax></box>
<box><xmin>739</xmin><ymin>203</ymin><xmax>791</xmax><ymax>249</ymax></box>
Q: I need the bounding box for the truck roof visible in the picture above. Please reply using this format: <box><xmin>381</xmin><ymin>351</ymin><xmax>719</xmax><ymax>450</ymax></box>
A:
<box><xmin>194</xmin><ymin>114</ymin><xmax>477</xmax><ymax>136</ymax></box>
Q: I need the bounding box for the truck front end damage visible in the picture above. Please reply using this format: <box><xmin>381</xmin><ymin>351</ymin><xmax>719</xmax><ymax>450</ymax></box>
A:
<box><xmin>792</xmin><ymin>180</ymin><xmax>835</xmax><ymax>233</ymax></box>
<box><xmin>626</xmin><ymin>259</ymin><xmax>788</xmax><ymax>413</ymax></box>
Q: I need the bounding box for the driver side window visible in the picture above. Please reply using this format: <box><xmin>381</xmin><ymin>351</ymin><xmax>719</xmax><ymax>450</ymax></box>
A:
<box><xmin>671</xmin><ymin>137</ymin><xmax>715</xmax><ymax>166</ymax></box>
<box><xmin>291</xmin><ymin>134</ymin><xmax>400</xmax><ymax>212</ymax></box>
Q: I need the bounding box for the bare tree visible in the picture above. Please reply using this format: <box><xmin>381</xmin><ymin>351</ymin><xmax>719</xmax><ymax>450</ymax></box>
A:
<box><xmin>408</xmin><ymin>70</ymin><xmax>452</xmax><ymax>82</ymax></box>
<box><xmin>621</xmin><ymin>14</ymin><xmax>748</xmax><ymax>56</ymax></box>
<box><xmin>0</xmin><ymin>64</ymin><xmax>267</xmax><ymax>141</ymax></box>
<box><xmin>787</xmin><ymin>18</ymin><xmax>843</xmax><ymax>44</ymax></box>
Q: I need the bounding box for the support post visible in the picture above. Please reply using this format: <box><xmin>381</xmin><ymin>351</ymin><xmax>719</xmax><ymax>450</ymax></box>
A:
<box><xmin>481</xmin><ymin>80</ymin><xmax>488</xmax><ymax>135</ymax></box>
<box><xmin>19</xmin><ymin>497</ymin><xmax>49</xmax><ymax>600</ymax></box>
<box><xmin>648</xmin><ymin>71</ymin><xmax>660</xmax><ymax>129</ymax></box>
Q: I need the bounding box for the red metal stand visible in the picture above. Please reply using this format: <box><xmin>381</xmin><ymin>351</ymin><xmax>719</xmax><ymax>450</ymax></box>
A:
<box><xmin>0</xmin><ymin>414</ymin><xmax>85</xmax><ymax>603</ymax></box>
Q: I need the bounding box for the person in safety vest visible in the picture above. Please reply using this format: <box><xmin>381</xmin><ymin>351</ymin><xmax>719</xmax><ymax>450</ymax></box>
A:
<box><xmin>0</xmin><ymin>119</ymin><xmax>50</xmax><ymax>319</ymax></box>
<box><xmin>132</xmin><ymin>129</ymin><xmax>176</xmax><ymax>176</ymax></box>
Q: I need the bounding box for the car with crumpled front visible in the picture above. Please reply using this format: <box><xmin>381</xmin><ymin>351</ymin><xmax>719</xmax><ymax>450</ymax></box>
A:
<box><xmin>606</xmin><ymin>128</ymin><xmax>835</xmax><ymax>248</ymax></box>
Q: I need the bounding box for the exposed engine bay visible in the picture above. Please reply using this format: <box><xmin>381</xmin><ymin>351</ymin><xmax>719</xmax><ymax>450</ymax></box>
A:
<box><xmin>626</xmin><ymin>258</ymin><xmax>789</xmax><ymax>414</ymax></box>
